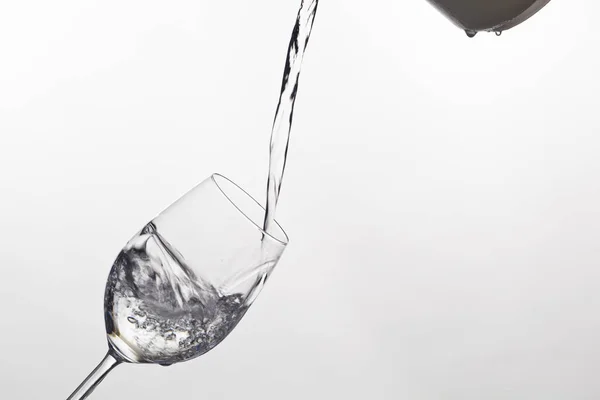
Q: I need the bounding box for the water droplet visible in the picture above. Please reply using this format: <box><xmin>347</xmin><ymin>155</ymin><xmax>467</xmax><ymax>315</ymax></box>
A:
<box><xmin>127</xmin><ymin>316</ymin><xmax>137</xmax><ymax>324</ymax></box>
<box><xmin>465</xmin><ymin>30</ymin><xmax>477</xmax><ymax>38</ymax></box>
<box><xmin>495</xmin><ymin>30</ymin><xmax>502</xmax><ymax>36</ymax></box>
<box><xmin>159</xmin><ymin>362</ymin><xmax>172</xmax><ymax>367</ymax></box>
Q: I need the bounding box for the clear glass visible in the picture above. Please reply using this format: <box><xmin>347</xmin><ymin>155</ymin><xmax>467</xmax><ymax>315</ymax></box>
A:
<box><xmin>66</xmin><ymin>173</ymin><xmax>288</xmax><ymax>400</ymax></box>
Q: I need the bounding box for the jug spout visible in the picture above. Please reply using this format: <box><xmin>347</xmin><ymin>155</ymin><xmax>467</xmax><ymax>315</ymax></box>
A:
<box><xmin>426</xmin><ymin>0</ymin><xmax>552</xmax><ymax>34</ymax></box>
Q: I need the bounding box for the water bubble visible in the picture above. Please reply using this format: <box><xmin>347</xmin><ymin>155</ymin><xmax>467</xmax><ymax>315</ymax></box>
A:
<box><xmin>133</xmin><ymin>309</ymin><xmax>146</xmax><ymax>317</ymax></box>
<box><xmin>465</xmin><ymin>30</ymin><xmax>477</xmax><ymax>38</ymax></box>
<box><xmin>127</xmin><ymin>316</ymin><xmax>137</xmax><ymax>324</ymax></box>
<box><xmin>495</xmin><ymin>30</ymin><xmax>502</xmax><ymax>36</ymax></box>
<box><xmin>140</xmin><ymin>321</ymin><xmax>155</xmax><ymax>330</ymax></box>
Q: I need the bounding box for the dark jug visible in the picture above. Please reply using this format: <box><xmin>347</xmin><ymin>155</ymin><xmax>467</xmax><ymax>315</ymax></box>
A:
<box><xmin>426</xmin><ymin>0</ymin><xmax>552</xmax><ymax>35</ymax></box>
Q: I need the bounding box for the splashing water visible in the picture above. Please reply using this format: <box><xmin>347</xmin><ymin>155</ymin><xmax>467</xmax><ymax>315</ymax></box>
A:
<box><xmin>104</xmin><ymin>223</ymin><xmax>252</xmax><ymax>365</ymax></box>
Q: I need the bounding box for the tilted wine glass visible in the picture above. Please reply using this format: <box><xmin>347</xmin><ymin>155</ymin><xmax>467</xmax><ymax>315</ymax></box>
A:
<box><xmin>66</xmin><ymin>173</ymin><xmax>289</xmax><ymax>400</ymax></box>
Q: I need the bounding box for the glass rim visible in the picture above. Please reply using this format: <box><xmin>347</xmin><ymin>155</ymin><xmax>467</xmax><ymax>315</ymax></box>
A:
<box><xmin>211</xmin><ymin>173</ymin><xmax>289</xmax><ymax>246</ymax></box>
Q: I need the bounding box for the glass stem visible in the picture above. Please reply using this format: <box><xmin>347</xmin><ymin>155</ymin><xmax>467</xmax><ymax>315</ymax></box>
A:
<box><xmin>66</xmin><ymin>352</ymin><xmax>122</xmax><ymax>400</ymax></box>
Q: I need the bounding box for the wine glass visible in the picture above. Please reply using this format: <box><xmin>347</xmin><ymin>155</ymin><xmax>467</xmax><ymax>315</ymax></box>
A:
<box><xmin>66</xmin><ymin>173</ymin><xmax>289</xmax><ymax>400</ymax></box>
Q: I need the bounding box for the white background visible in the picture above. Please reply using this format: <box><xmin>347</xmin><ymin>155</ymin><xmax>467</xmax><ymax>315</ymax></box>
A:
<box><xmin>1</xmin><ymin>0</ymin><xmax>600</xmax><ymax>399</ymax></box>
